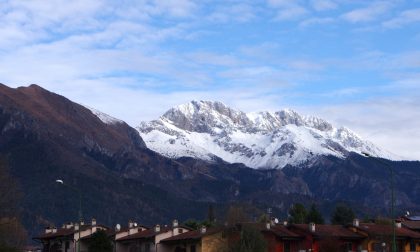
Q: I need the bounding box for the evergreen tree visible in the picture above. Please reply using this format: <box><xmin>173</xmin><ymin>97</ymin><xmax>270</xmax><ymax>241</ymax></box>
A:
<box><xmin>288</xmin><ymin>203</ymin><xmax>307</xmax><ymax>224</ymax></box>
<box><xmin>183</xmin><ymin>219</ymin><xmax>200</xmax><ymax>230</ymax></box>
<box><xmin>331</xmin><ymin>204</ymin><xmax>355</xmax><ymax>225</ymax></box>
<box><xmin>306</xmin><ymin>204</ymin><xmax>324</xmax><ymax>224</ymax></box>
<box><xmin>88</xmin><ymin>230</ymin><xmax>113</xmax><ymax>252</ymax></box>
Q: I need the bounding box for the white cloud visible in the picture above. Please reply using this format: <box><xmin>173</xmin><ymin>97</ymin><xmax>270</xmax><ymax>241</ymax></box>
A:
<box><xmin>299</xmin><ymin>17</ymin><xmax>334</xmax><ymax>27</ymax></box>
<box><xmin>206</xmin><ymin>3</ymin><xmax>257</xmax><ymax>23</ymax></box>
<box><xmin>267</xmin><ymin>0</ymin><xmax>308</xmax><ymax>21</ymax></box>
<box><xmin>383</xmin><ymin>8</ymin><xmax>420</xmax><ymax>28</ymax></box>
<box><xmin>341</xmin><ymin>1</ymin><xmax>392</xmax><ymax>23</ymax></box>
<box><xmin>310</xmin><ymin>0</ymin><xmax>337</xmax><ymax>11</ymax></box>
<box><xmin>275</xmin><ymin>5</ymin><xmax>308</xmax><ymax>20</ymax></box>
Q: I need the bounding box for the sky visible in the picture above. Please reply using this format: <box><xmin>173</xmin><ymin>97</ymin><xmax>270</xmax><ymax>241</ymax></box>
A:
<box><xmin>0</xmin><ymin>0</ymin><xmax>419</xmax><ymax>160</ymax></box>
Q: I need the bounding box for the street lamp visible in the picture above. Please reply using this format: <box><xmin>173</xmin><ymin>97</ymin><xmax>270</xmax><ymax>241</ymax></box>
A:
<box><xmin>361</xmin><ymin>152</ymin><xmax>396</xmax><ymax>252</ymax></box>
<box><xmin>56</xmin><ymin>179</ymin><xmax>83</xmax><ymax>252</ymax></box>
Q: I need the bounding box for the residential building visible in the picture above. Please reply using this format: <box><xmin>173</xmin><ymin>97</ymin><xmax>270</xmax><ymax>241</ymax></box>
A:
<box><xmin>115</xmin><ymin>220</ymin><xmax>191</xmax><ymax>252</ymax></box>
<box><xmin>33</xmin><ymin>219</ymin><xmax>108</xmax><ymax>252</ymax></box>
<box><xmin>159</xmin><ymin>226</ymin><xmax>226</xmax><ymax>252</ymax></box>
<box><xmin>348</xmin><ymin>219</ymin><xmax>420</xmax><ymax>252</ymax></box>
<box><xmin>289</xmin><ymin>222</ymin><xmax>365</xmax><ymax>252</ymax></box>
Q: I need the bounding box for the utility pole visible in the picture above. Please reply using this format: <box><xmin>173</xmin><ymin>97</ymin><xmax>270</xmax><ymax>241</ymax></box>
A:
<box><xmin>362</xmin><ymin>153</ymin><xmax>396</xmax><ymax>252</ymax></box>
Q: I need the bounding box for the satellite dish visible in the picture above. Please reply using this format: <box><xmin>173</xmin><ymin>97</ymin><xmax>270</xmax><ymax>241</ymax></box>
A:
<box><xmin>134</xmin><ymin>223</ymin><xmax>138</xmax><ymax>227</ymax></box>
<box><xmin>406</xmin><ymin>211</ymin><xmax>410</xmax><ymax>216</ymax></box>
<box><xmin>55</xmin><ymin>179</ymin><xmax>64</xmax><ymax>184</ymax></box>
<box><xmin>274</xmin><ymin>218</ymin><xmax>279</xmax><ymax>224</ymax></box>
<box><xmin>116</xmin><ymin>224</ymin><xmax>121</xmax><ymax>230</ymax></box>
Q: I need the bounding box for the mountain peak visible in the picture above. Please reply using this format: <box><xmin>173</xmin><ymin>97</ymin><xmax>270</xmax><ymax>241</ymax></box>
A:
<box><xmin>137</xmin><ymin>101</ymin><xmax>398</xmax><ymax>169</ymax></box>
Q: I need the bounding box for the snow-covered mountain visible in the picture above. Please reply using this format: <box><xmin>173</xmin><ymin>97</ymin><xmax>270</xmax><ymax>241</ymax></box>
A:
<box><xmin>137</xmin><ymin>101</ymin><xmax>397</xmax><ymax>169</ymax></box>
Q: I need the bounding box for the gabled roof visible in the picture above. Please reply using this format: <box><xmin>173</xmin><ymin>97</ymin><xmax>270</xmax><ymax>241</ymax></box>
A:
<box><xmin>354</xmin><ymin>223</ymin><xmax>420</xmax><ymax>239</ymax></box>
<box><xmin>33</xmin><ymin>224</ymin><xmax>108</xmax><ymax>240</ymax></box>
<box><xmin>268</xmin><ymin>225</ymin><xmax>303</xmax><ymax>239</ymax></box>
<box><xmin>402</xmin><ymin>220</ymin><xmax>420</xmax><ymax>230</ymax></box>
<box><xmin>80</xmin><ymin>229</ymin><xmax>114</xmax><ymax>240</ymax></box>
<box><xmin>160</xmin><ymin>227</ymin><xmax>223</xmax><ymax>243</ymax></box>
<box><xmin>239</xmin><ymin>223</ymin><xmax>302</xmax><ymax>239</ymax></box>
<box><xmin>291</xmin><ymin>224</ymin><xmax>364</xmax><ymax>240</ymax></box>
<box><xmin>116</xmin><ymin>227</ymin><xmax>172</xmax><ymax>241</ymax></box>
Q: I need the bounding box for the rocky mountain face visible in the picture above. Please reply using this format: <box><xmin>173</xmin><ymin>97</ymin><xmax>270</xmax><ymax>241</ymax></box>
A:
<box><xmin>138</xmin><ymin>101</ymin><xmax>397</xmax><ymax>169</ymax></box>
<box><xmin>0</xmin><ymin>84</ymin><xmax>419</xmax><ymax>239</ymax></box>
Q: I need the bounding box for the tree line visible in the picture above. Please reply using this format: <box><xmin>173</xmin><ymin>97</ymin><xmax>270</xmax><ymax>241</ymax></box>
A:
<box><xmin>288</xmin><ymin>203</ymin><xmax>356</xmax><ymax>225</ymax></box>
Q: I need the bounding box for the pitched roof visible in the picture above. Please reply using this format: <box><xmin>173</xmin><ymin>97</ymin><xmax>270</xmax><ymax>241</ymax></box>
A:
<box><xmin>239</xmin><ymin>223</ymin><xmax>302</xmax><ymax>239</ymax></box>
<box><xmin>33</xmin><ymin>224</ymin><xmax>108</xmax><ymax>240</ymax></box>
<box><xmin>80</xmin><ymin>229</ymin><xmax>115</xmax><ymax>240</ymax></box>
<box><xmin>116</xmin><ymin>227</ymin><xmax>172</xmax><ymax>241</ymax></box>
<box><xmin>402</xmin><ymin>221</ymin><xmax>420</xmax><ymax>230</ymax></box>
<box><xmin>160</xmin><ymin>227</ymin><xmax>223</xmax><ymax>243</ymax></box>
<box><xmin>355</xmin><ymin>223</ymin><xmax>420</xmax><ymax>239</ymax></box>
<box><xmin>291</xmin><ymin>224</ymin><xmax>364</xmax><ymax>240</ymax></box>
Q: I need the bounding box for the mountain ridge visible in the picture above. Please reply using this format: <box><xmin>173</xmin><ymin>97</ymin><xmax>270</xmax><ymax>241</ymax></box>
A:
<box><xmin>138</xmin><ymin>100</ymin><xmax>398</xmax><ymax>169</ymax></box>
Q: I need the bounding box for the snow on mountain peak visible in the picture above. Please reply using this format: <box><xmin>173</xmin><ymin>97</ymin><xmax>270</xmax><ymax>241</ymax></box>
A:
<box><xmin>137</xmin><ymin>101</ymin><xmax>398</xmax><ymax>169</ymax></box>
<box><xmin>86</xmin><ymin>106</ymin><xmax>123</xmax><ymax>125</ymax></box>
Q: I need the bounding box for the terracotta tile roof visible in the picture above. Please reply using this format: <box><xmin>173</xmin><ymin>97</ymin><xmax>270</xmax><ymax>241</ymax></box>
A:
<box><xmin>116</xmin><ymin>227</ymin><xmax>172</xmax><ymax>241</ymax></box>
<box><xmin>355</xmin><ymin>223</ymin><xmax>420</xmax><ymax>239</ymax></box>
<box><xmin>33</xmin><ymin>225</ymin><xmax>108</xmax><ymax>240</ymax></box>
<box><xmin>160</xmin><ymin>227</ymin><xmax>223</xmax><ymax>243</ymax></box>
<box><xmin>80</xmin><ymin>229</ymin><xmax>114</xmax><ymax>240</ymax></box>
<box><xmin>269</xmin><ymin>225</ymin><xmax>303</xmax><ymax>239</ymax></box>
<box><xmin>291</xmin><ymin>224</ymin><xmax>364</xmax><ymax>240</ymax></box>
<box><xmin>240</xmin><ymin>223</ymin><xmax>302</xmax><ymax>239</ymax></box>
<box><xmin>402</xmin><ymin>221</ymin><xmax>420</xmax><ymax>230</ymax></box>
<box><xmin>33</xmin><ymin>226</ymin><xmax>87</xmax><ymax>240</ymax></box>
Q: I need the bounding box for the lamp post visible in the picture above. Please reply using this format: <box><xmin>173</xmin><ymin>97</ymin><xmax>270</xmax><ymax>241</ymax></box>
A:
<box><xmin>362</xmin><ymin>152</ymin><xmax>396</xmax><ymax>252</ymax></box>
<box><xmin>56</xmin><ymin>179</ymin><xmax>82</xmax><ymax>252</ymax></box>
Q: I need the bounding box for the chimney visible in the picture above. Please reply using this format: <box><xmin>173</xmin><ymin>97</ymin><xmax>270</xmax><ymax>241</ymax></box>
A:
<box><xmin>128</xmin><ymin>222</ymin><xmax>138</xmax><ymax>235</ymax></box>
<box><xmin>115</xmin><ymin>224</ymin><xmax>121</xmax><ymax>232</ymax></box>
<box><xmin>155</xmin><ymin>225</ymin><xmax>161</xmax><ymax>232</ymax></box>
<box><xmin>266</xmin><ymin>222</ymin><xmax>271</xmax><ymax>230</ymax></box>
<box><xmin>353</xmin><ymin>218</ymin><xmax>359</xmax><ymax>227</ymax></box>
<box><xmin>52</xmin><ymin>227</ymin><xmax>57</xmax><ymax>233</ymax></box>
<box><xmin>74</xmin><ymin>223</ymin><xmax>80</xmax><ymax>231</ymax></box>
<box><xmin>309</xmin><ymin>223</ymin><xmax>316</xmax><ymax>232</ymax></box>
<box><xmin>80</xmin><ymin>220</ymin><xmax>85</xmax><ymax>226</ymax></box>
<box><xmin>395</xmin><ymin>221</ymin><xmax>402</xmax><ymax>228</ymax></box>
<box><xmin>200</xmin><ymin>226</ymin><xmax>207</xmax><ymax>234</ymax></box>
<box><xmin>65</xmin><ymin>223</ymin><xmax>74</xmax><ymax>229</ymax></box>
<box><xmin>45</xmin><ymin>226</ymin><xmax>52</xmax><ymax>234</ymax></box>
<box><xmin>91</xmin><ymin>218</ymin><xmax>97</xmax><ymax>226</ymax></box>
<box><xmin>173</xmin><ymin>219</ymin><xmax>179</xmax><ymax>228</ymax></box>
<box><xmin>128</xmin><ymin>220</ymin><xmax>134</xmax><ymax>228</ymax></box>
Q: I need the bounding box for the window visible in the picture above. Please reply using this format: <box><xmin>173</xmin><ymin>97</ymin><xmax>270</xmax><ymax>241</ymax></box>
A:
<box><xmin>190</xmin><ymin>245</ymin><xmax>196</xmax><ymax>252</ymax></box>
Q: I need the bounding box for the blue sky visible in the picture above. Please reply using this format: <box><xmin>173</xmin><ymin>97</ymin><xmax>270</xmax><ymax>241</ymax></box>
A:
<box><xmin>0</xmin><ymin>0</ymin><xmax>420</xmax><ymax>159</ymax></box>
